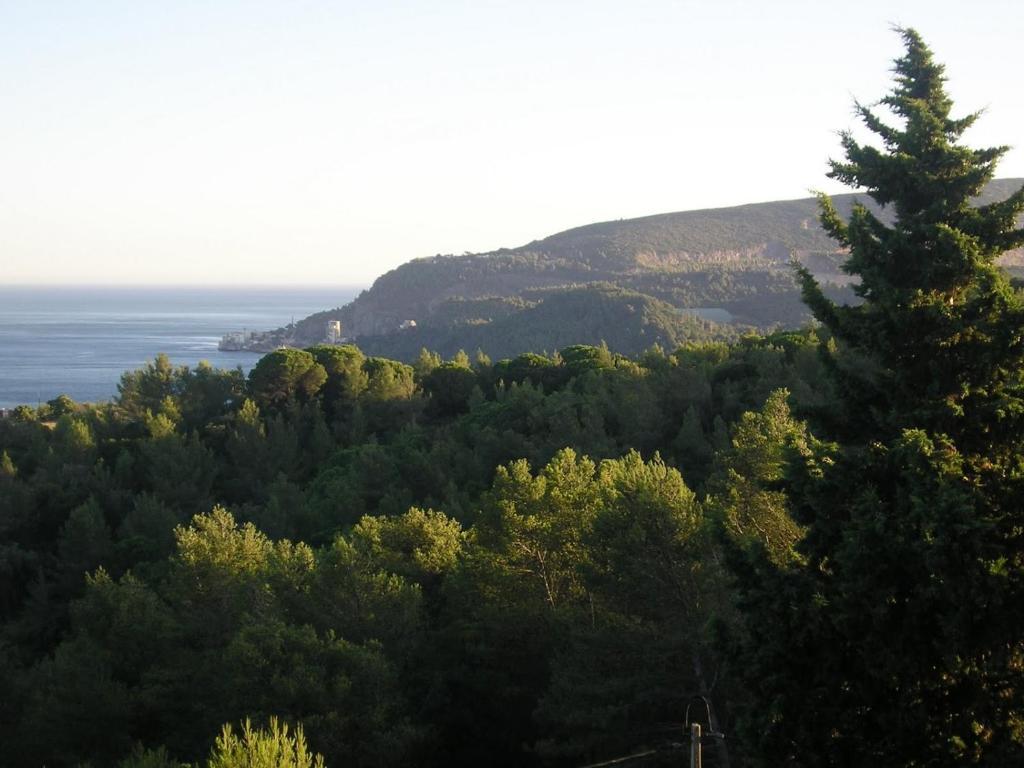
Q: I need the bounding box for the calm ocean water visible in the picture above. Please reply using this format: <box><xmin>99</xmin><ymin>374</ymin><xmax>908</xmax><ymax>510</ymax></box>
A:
<box><xmin>0</xmin><ymin>286</ymin><xmax>361</xmax><ymax>409</ymax></box>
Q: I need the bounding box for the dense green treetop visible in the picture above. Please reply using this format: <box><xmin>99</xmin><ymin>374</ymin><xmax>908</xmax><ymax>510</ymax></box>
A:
<box><xmin>248</xmin><ymin>349</ymin><xmax>328</xmax><ymax>407</ymax></box>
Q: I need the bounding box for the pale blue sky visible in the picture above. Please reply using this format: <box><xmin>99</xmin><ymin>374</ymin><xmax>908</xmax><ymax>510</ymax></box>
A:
<box><xmin>2</xmin><ymin>0</ymin><xmax>1022</xmax><ymax>285</ymax></box>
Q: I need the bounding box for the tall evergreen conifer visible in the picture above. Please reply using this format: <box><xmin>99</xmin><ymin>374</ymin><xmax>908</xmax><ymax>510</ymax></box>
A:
<box><xmin>732</xmin><ymin>29</ymin><xmax>1024</xmax><ymax>765</ymax></box>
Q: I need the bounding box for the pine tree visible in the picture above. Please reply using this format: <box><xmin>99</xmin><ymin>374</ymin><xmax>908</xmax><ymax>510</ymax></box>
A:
<box><xmin>800</xmin><ymin>28</ymin><xmax>1024</xmax><ymax>447</ymax></box>
<box><xmin>732</xmin><ymin>29</ymin><xmax>1024</xmax><ymax>766</ymax></box>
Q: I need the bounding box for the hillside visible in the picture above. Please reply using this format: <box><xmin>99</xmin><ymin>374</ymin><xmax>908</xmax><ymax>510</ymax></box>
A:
<box><xmin>285</xmin><ymin>179</ymin><xmax>1024</xmax><ymax>357</ymax></box>
<box><xmin>352</xmin><ymin>285</ymin><xmax>737</xmax><ymax>361</ymax></box>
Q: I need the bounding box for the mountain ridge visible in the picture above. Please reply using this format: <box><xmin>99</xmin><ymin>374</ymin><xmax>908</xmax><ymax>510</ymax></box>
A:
<box><xmin>281</xmin><ymin>179</ymin><xmax>1024</xmax><ymax>359</ymax></box>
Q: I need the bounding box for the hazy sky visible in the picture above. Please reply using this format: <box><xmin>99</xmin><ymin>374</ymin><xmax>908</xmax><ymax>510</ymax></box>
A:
<box><xmin>3</xmin><ymin>0</ymin><xmax>1023</xmax><ymax>286</ymax></box>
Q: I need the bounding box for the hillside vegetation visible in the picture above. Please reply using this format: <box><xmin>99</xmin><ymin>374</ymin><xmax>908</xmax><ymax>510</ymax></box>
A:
<box><xmin>290</xmin><ymin>180</ymin><xmax>1023</xmax><ymax>357</ymax></box>
<box><xmin>352</xmin><ymin>285</ymin><xmax>736</xmax><ymax>361</ymax></box>
<box><xmin>0</xmin><ymin>334</ymin><xmax>836</xmax><ymax>768</ymax></box>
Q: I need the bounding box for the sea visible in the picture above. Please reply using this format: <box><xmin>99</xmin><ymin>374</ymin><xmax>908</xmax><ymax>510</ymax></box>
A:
<box><xmin>0</xmin><ymin>285</ymin><xmax>362</xmax><ymax>410</ymax></box>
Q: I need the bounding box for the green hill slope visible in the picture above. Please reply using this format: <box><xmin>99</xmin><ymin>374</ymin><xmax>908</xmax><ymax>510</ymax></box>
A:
<box><xmin>286</xmin><ymin>180</ymin><xmax>1024</xmax><ymax>357</ymax></box>
<box><xmin>351</xmin><ymin>285</ymin><xmax>735</xmax><ymax>361</ymax></box>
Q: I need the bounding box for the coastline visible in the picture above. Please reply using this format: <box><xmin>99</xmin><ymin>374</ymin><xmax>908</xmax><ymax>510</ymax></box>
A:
<box><xmin>0</xmin><ymin>285</ymin><xmax>361</xmax><ymax>408</ymax></box>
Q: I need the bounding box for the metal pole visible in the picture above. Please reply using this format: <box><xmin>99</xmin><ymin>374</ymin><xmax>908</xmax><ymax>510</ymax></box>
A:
<box><xmin>690</xmin><ymin>722</ymin><xmax>701</xmax><ymax>768</ymax></box>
